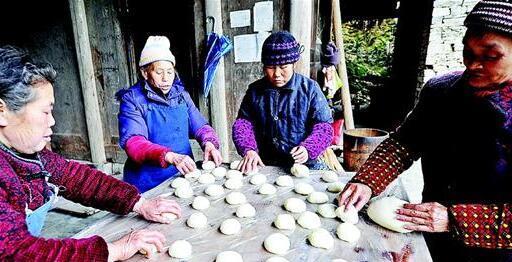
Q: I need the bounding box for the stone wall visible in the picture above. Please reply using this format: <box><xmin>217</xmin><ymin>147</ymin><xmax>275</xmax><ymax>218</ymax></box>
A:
<box><xmin>422</xmin><ymin>0</ymin><xmax>478</xmax><ymax>85</ymax></box>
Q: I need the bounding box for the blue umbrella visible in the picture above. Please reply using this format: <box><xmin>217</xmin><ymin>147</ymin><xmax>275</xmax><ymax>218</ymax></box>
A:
<box><xmin>203</xmin><ymin>32</ymin><xmax>233</xmax><ymax>99</ymax></box>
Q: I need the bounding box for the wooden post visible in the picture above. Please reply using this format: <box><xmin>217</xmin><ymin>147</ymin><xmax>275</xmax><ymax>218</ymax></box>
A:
<box><xmin>205</xmin><ymin>0</ymin><xmax>230</xmax><ymax>161</ymax></box>
<box><xmin>69</xmin><ymin>0</ymin><xmax>107</xmax><ymax>164</ymax></box>
<box><xmin>332</xmin><ymin>0</ymin><xmax>355</xmax><ymax>130</ymax></box>
<box><xmin>290</xmin><ymin>0</ymin><xmax>312</xmax><ymax>76</ymax></box>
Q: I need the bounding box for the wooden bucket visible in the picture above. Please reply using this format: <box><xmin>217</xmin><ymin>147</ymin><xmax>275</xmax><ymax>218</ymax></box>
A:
<box><xmin>343</xmin><ymin>128</ymin><xmax>389</xmax><ymax>172</ymax></box>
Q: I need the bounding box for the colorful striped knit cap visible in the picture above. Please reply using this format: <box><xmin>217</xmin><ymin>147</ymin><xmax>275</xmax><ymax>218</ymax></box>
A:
<box><xmin>261</xmin><ymin>31</ymin><xmax>302</xmax><ymax>66</ymax></box>
<box><xmin>464</xmin><ymin>0</ymin><xmax>512</xmax><ymax>37</ymax></box>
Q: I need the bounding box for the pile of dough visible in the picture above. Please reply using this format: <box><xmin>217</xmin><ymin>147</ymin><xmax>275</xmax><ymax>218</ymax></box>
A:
<box><xmin>174</xmin><ymin>185</ymin><xmax>193</xmax><ymax>199</ymax></box>
<box><xmin>367</xmin><ymin>196</ymin><xmax>413</xmax><ymax>233</ymax></box>
<box><xmin>336</xmin><ymin>222</ymin><xmax>361</xmax><ymax>243</ymax></box>
<box><xmin>308</xmin><ymin>228</ymin><xmax>334</xmax><ymax>249</ymax></box>
<box><xmin>259</xmin><ymin>183</ymin><xmax>277</xmax><ymax>195</ymax></box>
<box><xmin>171</xmin><ymin>177</ymin><xmax>190</xmax><ymax>189</ymax></box>
<box><xmin>236</xmin><ymin>203</ymin><xmax>256</xmax><ymax>218</ymax></box>
<box><xmin>225</xmin><ymin>192</ymin><xmax>247</xmax><ymax>205</ymax></box>
<box><xmin>317</xmin><ymin>203</ymin><xmax>337</xmax><ymax>218</ymax></box>
<box><xmin>264</xmin><ymin>233</ymin><xmax>290</xmax><ymax>255</ymax></box>
<box><xmin>161</xmin><ymin>212</ymin><xmax>178</xmax><ymax>221</ymax></box>
<box><xmin>327</xmin><ymin>182</ymin><xmax>346</xmax><ymax>193</ymax></box>
<box><xmin>220</xmin><ymin>218</ymin><xmax>241</xmax><ymax>235</ymax></box>
<box><xmin>205</xmin><ymin>184</ymin><xmax>225</xmax><ymax>197</ymax></box>
<box><xmin>184</xmin><ymin>169</ymin><xmax>201</xmax><ymax>180</ymax></box>
<box><xmin>266</xmin><ymin>257</ymin><xmax>289</xmax><ymax>262</ymax></box>
<box><xmin>275</xmin><ymin>175</ymin><xmax>294</xmax><ymax>187</ymax></box>
<box><xmin>216</xmin><ymin>251</ymin><xmax>243</xmax><ymax>262</ymax></box>
<box><xmin>224</xmin><ymin>178</ymin><xmax>243</xmax><ymax>190</ymax></box>
<box><xmin>307</xmin><ymin>192</ymin><xmax>329</xmax><ymax>204</ymax></box>
<box><xmin>198</xmin><ymin>173</ymin><xmax>216</xmax><ymax>184</ymax></box>
<box><xmin>202</xmin><ymin>161</ymin><xmax>216</xmax><ymax>171</ymax></box>
<box><xmin>168</xmin><ymin>240</ymin><xmax>192</xmax><ymax>259</ymax></box>
<box><xmin>321</xmin><ymin>171</ymin><xmax>338</xmax><ymax>182</ymax></box>
<box><xmin>284</xmin><ymin>198</ymin><xmax>306</xmax><ymax>213</ymax></box>
<box><xmin>250</xmin><ymin>174</ymin><xmax>267</xmax><ymax>185</ymax></box>
<box><xmin>335</xmin><ymin>205</ymin><xmax>359</xmax><ymax>224</ymax></box>
<box><xmin>212</xmin><ymin>166</ymin><xmax>227</xmax><ymax>178</ymax></box>
<box><xmin>290</xmin><ymin>164</ymin><xmax>309</xmax><ymax>177</ymax></box>
<box><xmin>192</xmin><ymin>196</ymin><xmax>210</xmax><ymax>210</ymax></box>
<box><xmin>226</xmin><ymin>170</ymin><xmax>243</xmax><ymax>180</ymax></box>
<box><xmin>274</xmin><ymin>213</ymin><xmax>296</xmax><ymax>230</ymax></box>
<box><xmin>230</xmin><ymin>160</ymin><xmax>241</xmax><ymax>170</ymax></box>
<box><xmin>297</xmin><ymin>211</ymin><xmax>321</xmax><ymax>229</ymax></box>
<box><xmin>139</xmin><ymin>244</ymin><xmax>157</xmax><ymax>257</ymax></box>
<box><xmin>294</xmin><ymin>182</ymin><xmax>314</xmax><ymax>195</ymax></box>
<box><xmin>187</xmin><ymin>212</ymin><xmax>207</xmax><ymax>228</ymax></box>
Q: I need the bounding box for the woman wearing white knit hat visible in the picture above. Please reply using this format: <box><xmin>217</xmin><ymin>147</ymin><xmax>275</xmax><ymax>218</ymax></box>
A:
<box><xmin>117</xmin><ymin>36</ymin><xmax>223</xmax><ymax>192</ymax></box>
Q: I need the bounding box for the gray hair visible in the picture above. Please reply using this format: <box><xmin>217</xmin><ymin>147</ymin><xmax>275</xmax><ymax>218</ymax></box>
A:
<box><xmin>0</xmin><ymin>46</ymin><xmax>56</xmax><ymax>112</ymax></box>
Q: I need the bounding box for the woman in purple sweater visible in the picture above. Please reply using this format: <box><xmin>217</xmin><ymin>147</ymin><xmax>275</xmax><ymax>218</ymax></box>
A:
<box><xmin>232</xmin><ymin>31</ymin><xmax>334</xmax><ymax>173</ymax></box>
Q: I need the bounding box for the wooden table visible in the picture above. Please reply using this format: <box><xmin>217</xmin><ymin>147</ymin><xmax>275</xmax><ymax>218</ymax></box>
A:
<box><xmin>75</xmin><ymin>166</ymin><xmax>432</xmax><ymax>262</ymax></box>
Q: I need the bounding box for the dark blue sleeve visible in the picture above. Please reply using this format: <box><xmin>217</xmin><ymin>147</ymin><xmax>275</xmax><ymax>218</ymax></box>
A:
<box><xmin>118</xmin><ymin>91</ymin><xmax>148</xmax><ymax>149</ymax></box>
<box><xmin>237</xmin><ymin>88</ymin><xmax>255</xmax><ymax>120</ymax></box>
<box><xmin>308</xmin><ymin>81</ymin><xmax>333</xmax><ymax>124</ymax></box>
<box><xmin>182</xmin><ymin>91</ymin><xmax>208</xmax><ymax>136</ymax></box>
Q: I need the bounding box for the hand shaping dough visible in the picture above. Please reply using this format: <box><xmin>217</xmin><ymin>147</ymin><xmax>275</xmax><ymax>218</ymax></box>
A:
<box><xmin>297</xmin><ymin>211</ymin><xmax>321</xmax><ymax>229</ymax></box>
<box><xmin>174</xmin><ymin>185</ymin><xmax>193</xmax><ymax>199</ymax></box>
<box><xmin>230</xmin><ymin>160</ymin><xmax>241</xmax><ymax>170</ymax></box>
<box><xmin>250</xmin><ymin>174</ymin><xmax>267</xmax><ymax>185</ymax></box>
<box><xmin>224</xmin><ymin>178</ymin><xmax>243</xmax><ymax>190</ymax></box>
<box><xmin>367</xmin><ymin>196</ymin><xmax>413</xmax><ymax>233</ymax></box>
<box><xmin>139</xmin><ymin>244</ymin><xmax>157</xmax><ymax>258</ymax></box>
<box><xmin>212</xmin><ymin>166</ymin><xmax>228</xmax><ymax>178</ymax></box>
<box><xmin>236</xmin><ymin>203</ymin><xmax>256</xmax><ymax>218</ymax></box>
<box><xmin>192</xmin><ymin>196</ymin><xmax>210</xmax><ymax>210</ymax></box>
<box><xmin>327</xmin><ymin>182</ymin><xmax>346</xmax><ymax>193</ymax></box>
<box><xmin>225</xmin><ymin>192</ymin><xmax>247</xmax><ymax>205</ymax></box>
<box><xmin>275</xmin><ymin>175</ymin><xmax>294</xmax><ymax>187</ymax></box>
<box><xmin>274</xmin><ymin>213</ymin><xmax>296</xmax><ymax>230</ymax></box>
<box><xmin>317</xmin><ymin>203</ymin><xmax>337</xmax><ymax>218</ymax></box>
<box><xmin>321</xmin><ymin>170</ymin><xmax>338</xmax><ymax>182</ymax></box>
<box><xmin>220</xmin><ymin>218</ymin><xmax>241</xmax><ymax>235</ymax></box>
<box><xmin>161</xmin><ymin>212</ymin><xmax>178</xmax><ymax>221</ymax></box>
<box><xmin>307</xmin><ymin>191</ymin><xmax>329</xmax><ymax>204</ymax></box>
<box><xmin>184</xmin><ymin>169</ymin><xmax>201</xmax><ymax>180</ymax></box>
<box><xmin>187</xmin><ymin>212</ymin><xmax>207</xmax><ymax>228</ymax></box>
<box><xmin>205</xmin><ymin>184</ymin><xmax>225</xmax><ymax>197</ymax></box>
<box><xmin>335</xmin><ymin>205</ymin><xmax>359</xmax><ymax>224</ymax></box>
<box><xmin>168</xmin><ymin>240</ymin><xmax>192</xmax><ymax>259</ymax></box>
<box><xmin>171</xmin><ymin>177</ymin><xmax>190</xmax><ymax>189</ymax></box>
<box><xmin>284</xmin><ymin>198</ymin><xmax>306</xmax><ymax>213</ymax></box>
<box><xmin>259</xmin><ymin>183</ymin><xmax>277</xmax><ymax>195</ymax></box>
<box><xmin>264</xmin><ymin>233</ymin><xmax>290</xmax><ymax>255</ymax></box>
<box><xmin>294</xmin><ymin>182</ymin><xmax>314</xmax><ymax>195</ymax></box>
<box><xmin>308</xmin><ymin>228</ymin><xmax>334</xmax><ymax>249</ymax></box>
<box><xmin>202</xmin><ymin>160</ymin><xmax>216</xmax><ymax>171</ymax></box>
<box><xmin>336</xmin><ymin>222</ymin><xmax>361</xmax><ymax>243</ymax></box>
<box><xmin>290</xmin><ymin>164</ymin><xmax>309</xmax><ymax>177</ymax></box>
<box><xmin>216</xmin><ymin>251</ymin><xmax>243</xmax><ymax>262</ymax></box>
<box><xmin>198</xmin><ymin>173</ymin><xmax>216</xmax><ymax>184</ymax></box>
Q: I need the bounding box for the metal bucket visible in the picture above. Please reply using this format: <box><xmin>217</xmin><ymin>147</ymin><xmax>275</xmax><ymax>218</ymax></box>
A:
<box><xmin>343</xmin><ymin>128</ymin><xmax>389</xmax><ymax>172</ymax></box>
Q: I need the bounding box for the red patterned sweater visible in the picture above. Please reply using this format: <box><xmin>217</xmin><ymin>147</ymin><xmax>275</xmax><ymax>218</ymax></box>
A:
<box><xmin>0</xmin><ymin>145</ymin><xmax>141</xmax><ymax>261</ymax></box>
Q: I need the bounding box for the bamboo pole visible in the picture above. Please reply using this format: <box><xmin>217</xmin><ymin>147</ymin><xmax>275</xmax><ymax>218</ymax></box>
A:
<box><xmin>290</xmin><ymin>0</ymin><xmax>313</xmax><ymax>76</ymax></box>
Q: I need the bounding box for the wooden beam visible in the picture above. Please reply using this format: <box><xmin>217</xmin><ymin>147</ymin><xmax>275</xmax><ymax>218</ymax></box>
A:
<box><xmin>289</xmin><ymin>0</ymin><xmax>312</xmax><ymax>76</ymax></box>
<box><xmin>68</xmin><ymin>0</ymin><xmax>107</xmax><ymax>163</ymax></box>
<box><xmin>205</xmin><ymin>0</ymin><xmax>230</xmax><ymax>162</ymax></box>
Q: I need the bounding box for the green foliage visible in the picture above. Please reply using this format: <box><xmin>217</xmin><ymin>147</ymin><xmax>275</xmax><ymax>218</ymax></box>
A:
<box><xmin>341</xmin><ymin>19</ymin><xmax>397</xmax><ymax>109</ymax></box>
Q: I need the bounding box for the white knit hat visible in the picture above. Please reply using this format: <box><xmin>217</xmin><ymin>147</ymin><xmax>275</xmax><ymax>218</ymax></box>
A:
<box><xmin>139</xmin><ymin>36</ymin><xmax>176</xmax><ymax>67</ymax></box>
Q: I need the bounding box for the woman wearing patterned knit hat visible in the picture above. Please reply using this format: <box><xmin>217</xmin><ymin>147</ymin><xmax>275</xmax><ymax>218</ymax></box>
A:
<box><xmin>232</xmin><ymin>31</ymin><xmax>333</xmax><ymax>173</ymax></box>
<box><xmin>117</xmin><ymin>36</ymin><xmax>222</xmax><ymax>192</ymax></box>
<box><xmin>338</xmin><ymin>0</ymin><xmax>512</xmax><ymax>260</ymax></box>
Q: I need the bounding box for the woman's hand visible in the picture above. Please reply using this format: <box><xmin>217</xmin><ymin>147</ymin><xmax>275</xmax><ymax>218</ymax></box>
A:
<box><xmin>239</xmin><ymin>150</ymin><xmax>265</xmax><ymax>173</ymax></box>
<box><xmin>165</xmin><ymin>152</ymin><xmax>196</xmax><ymax>174</ymax></box>
<box><xmin>290</xmin><ymin>146</ymin><xmax>308</xmax><ymax>164</ymax></box>
<box><xmin>107</xmin><ymin>229</ymin><xmax>166</xmax><ymax>261</ymax></box>
<box><xmin>337</xmin><ymin>182</ymin><xmax>372</xmax><ymax>211</ymax></box>
<box><xmin>203</xmin><ymin>142</ymin><xmax>223</xmax><ymax>166</ymax></box>
<box><xmin>396</xmin><ymin>202</ymin><xmax>449</xmax><ymax>232</ymax></box>
<box><xmin>133</xmin><ymin>197</ymin><xmax>182</xmax><ymax>224</ymax></box>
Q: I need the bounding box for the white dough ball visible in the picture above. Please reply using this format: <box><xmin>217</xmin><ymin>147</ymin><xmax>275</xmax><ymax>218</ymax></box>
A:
<box><xmin>220</xmin><ymin>218</ymin><xmax>241</xmax><ymax>235</ymax></box>
<box><xmin>274</xmin><ymin>214</ymin><xmax>296</xmax><ymax>230</ymax></box>
<box><xmin>236</xmin><ymin>203</ymin><xmax>256</xmax><ymax>218</ymax></box>
<box><xmin>259</xmin><ymin>183</ymin><xmax>277</xmax><ymax>195</ymax></box>
<box><xmin>216</xmin><ymin>251</ymin><xmax>243</xmax><ymax>262</ymax></box>
<box><xmin>230</xmin><ymin>160</ymin><xmax>241</xmax><ymax>170</ymax></box>
<box><xmin>205</xmin><ymin>184</ymin><xmax>225</xmax><ymax>197</ymax></box>
<box><xmin>184</xmin><ymin>169</ymin><xmax>201</xmax><ymax>180</ymax></box>
<box><xmin>284</xmin><ymin>198</ymin><xmax>306</xmax><ymax>213</ymax></box>
<box><xmin>317</xmin><ymin>204</ymin><xmax>337</xmax><ymax>218</ymax></box>
<box><xmin>327</xmin><ymin>182</ymin><xmax>346</xmax><ymax>193</ymax></box>
<box><xmin>308</xmin><ymin>228</ymin><xmax>334</xmax><ymax>249</ymax></box>
<box><xmin>290</xmin><ymin>164</ymin><xmax>309</xmax><ymax>177</ymax></box>
<box><xmin>321</xmin><ymin>171</ymin><xmax>338</xmax><ymax>182</ymax></box>
<box><xmin>174</xmin><ymin>185</ymin><xmax>193</xmax><ymax>198</ymax></box>
<box><xmin>336</xmin><ymin>222</ymin><xmax>361</xmax><ymax>243</ymax></box>
<box><xmin>367</xmin><ymin>197</ymin><xmax>413</xmax><ymax>233</ymax></box>
<box><xmin>294</xmin><ymin>182</ymin><xmax>314</xmax><ymax>195</ymax></box>
<box><xmin>335</xmin><ymin>205</ymin><xmax>359</xmax><ymax>224</ymax></box>
<box><xmin>161</xmin><ymin>212</ymin><xmax>178</xmax><ymax>221</ymax></box>
<box><xmin>187</xmin><ymin>212</ymin><xmax>208</xmax><ymax>228</ymax></box>
<box><xmin>307</xmin><ymin>192</ymin><xmax>329</xmax><ymax>204</ymax></box>
<box><xmin>224</xmin><ymin>178</ymin><xmax>243</xmax><ymax>190</ymax></box>
<box><xmin>275</xmin><ymin>175</ymin><xmax>294</xmax><ymax>187</ymax></box>
<box><xmin>266</xmin><ymin>257</ymin><xmax>289</xmax><ymax>262</ymax></box>
<box><xmin>297</xmin><ymin>211</ymin><xmax>321</xmax><ymax>229</ymax></box>
<box><xmin>264</xmin><ymin>233</ymin><xmax>290</xmax><ymax>255</ymax></box>
<box><xmin>168</xmin><ymin>240</ymin><xmax>192</xmax><ymax>259</ymax></box>
<box><xmin>171</xmin><ymin>177</ymin><xmax>190</xmax><ymax>189</ymax></box>
<box><xmin>225</xmin><ymin>192</ymin><xmax>247</xmax><ymax>205</ymax></box>
<box><xmin>212</xmin><ymin>166</ymin><xmax>228</xmax><ymax>178</ymax></box>
<box><xmin>250</xmin><ymin>174</ymin><xmax>267</xmax><ymax>185</ymax></box>
<box><xmin>226</xmin><ymin>170</ymin><xmax>243</xmax><ymax>180</ymax></box>
<box><xmin>192</xmin><ymin>196</ymin><xmax>210</xmax><ymax>210</ymax></box>
<box><xmin>198</xmin><ymin>173</ymin><xmax>216</xmax><ymax>184</ymax></box>
<box><xmin>202</xmin><ymin>160</ymin><xmax>216</xmax><ymax>171</ymax></box>
<box><xmin>139</xmin><ymin>244</ymin><xmax>157</xmax><ymax>257</ymax></box>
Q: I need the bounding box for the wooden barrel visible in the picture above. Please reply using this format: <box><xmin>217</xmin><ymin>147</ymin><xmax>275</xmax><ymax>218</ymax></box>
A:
<box><xmin>343</xmin><ymin>128</ymin><xmax>389</xmax><ymax>172</ymax></box>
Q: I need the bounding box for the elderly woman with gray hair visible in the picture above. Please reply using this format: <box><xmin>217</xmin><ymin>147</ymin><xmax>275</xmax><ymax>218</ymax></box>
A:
<box><xmin>0</xmin><ymin>47</ymin><xmax>181</xmax><ymax>261</ymax></box>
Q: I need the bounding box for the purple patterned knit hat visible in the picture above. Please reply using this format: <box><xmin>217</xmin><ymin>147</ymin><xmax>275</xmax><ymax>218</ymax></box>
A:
<box><xmin>261</xmin><ymin>31</ymin><xmax>302</xmax><ymax>66</ymax></box>
<box><xmin>464</xmin><ymin>0</ymin><xmax>512</xmax><ymax>37</ymax></box>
